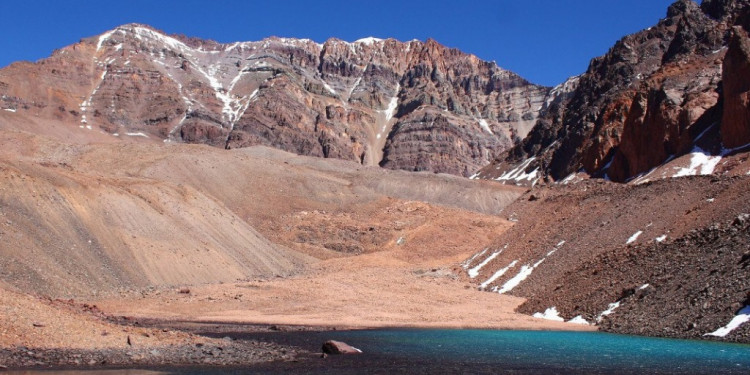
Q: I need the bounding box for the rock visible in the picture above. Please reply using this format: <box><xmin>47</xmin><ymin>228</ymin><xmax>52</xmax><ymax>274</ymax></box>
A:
<box><xmin>721</xmin><ymin>26</ymin><xmax>750</xmax><ymax>149</ymax></box>
<box><xmin>31</xmin><ymin>323</ymin><xmax>45</xmax><ymax>328</ymax></box>
<box><xmin>178</xmin><ymin>288</ymin><xmax>190</xmax><ymax>294</ymax></box>
<box><xmin>321</xmin><ymin>340</ymin><xmax>362</xmax><ymax>355</ymax></box>
<box><xmin>480</xmin><ymin>0</ymin><xmax>735</xmax><ymax>183</ymax></box>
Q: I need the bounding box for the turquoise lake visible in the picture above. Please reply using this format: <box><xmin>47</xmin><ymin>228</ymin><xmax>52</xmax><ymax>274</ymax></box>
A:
<box><xmin>8</xmin><ymin>329</ymin><xmax>750</xmax><ymax>374</ymax></box>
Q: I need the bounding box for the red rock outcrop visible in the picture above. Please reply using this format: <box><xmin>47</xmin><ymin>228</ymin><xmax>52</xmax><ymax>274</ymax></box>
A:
<box><xmin>0</xmin><ymin>25</ymin><xmax>550</xmax><ymax>177</ymax></box>
<box><xmin>478</xmin><ymin>0</ymin><xmax>748</xmax><ymax>184</ymax></box>
<box><xmin>722</xmin><ymin>25</ymin><xmax>750</xmax><ymax>148</ymax></box>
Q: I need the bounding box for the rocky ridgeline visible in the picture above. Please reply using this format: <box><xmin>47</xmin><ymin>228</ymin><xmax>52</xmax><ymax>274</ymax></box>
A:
<box><xmin>0</xmin><ymin>25</ymin><xmax>550</xmax><ymax>176</ymax></box>
<box><xmin>478</xmin><ymin>0</ymin><xmax>750</xmax><ymax>184</ymax></box>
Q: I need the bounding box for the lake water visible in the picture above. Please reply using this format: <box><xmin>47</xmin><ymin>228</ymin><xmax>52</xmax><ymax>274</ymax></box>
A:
<box><xmin>7</xmin><ymin>329</ymin><xmax>750</xmax><ymax>374</ymax></box>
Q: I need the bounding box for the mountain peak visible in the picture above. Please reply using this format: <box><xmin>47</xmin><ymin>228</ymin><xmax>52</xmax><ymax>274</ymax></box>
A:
<box><xmin>0</xmin><ymin>23</ymin><xmax>550</xmax><ymax>177</ymax></box>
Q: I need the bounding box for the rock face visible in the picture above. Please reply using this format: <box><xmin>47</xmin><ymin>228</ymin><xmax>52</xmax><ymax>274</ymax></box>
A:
<box><xmin>0</xmin><ymin>24</ymin><xmax>550</xmax><ymax>177</ymax></box>
<box><xmin>722</xmin><ymin>24</ymin><xmax>750</xmax><ymax>148</ymax></box>
<box><xmin>478</xmin><ymin>0</ymin><xmax>750</xmax><ymax>184</ymax></box>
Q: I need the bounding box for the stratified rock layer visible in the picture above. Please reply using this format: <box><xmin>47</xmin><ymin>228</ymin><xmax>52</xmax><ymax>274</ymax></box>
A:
<box><xmin>0</xmin><ymin>26</ymin><xmax>550</xmax><ymax>176</ymax></box>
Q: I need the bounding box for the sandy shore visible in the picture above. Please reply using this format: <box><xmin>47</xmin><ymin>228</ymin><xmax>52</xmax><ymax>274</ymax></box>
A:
<box><xmin>92</xmin><ymin>249</ymin><xmax>595</xmax><ymax>332</ymax></box>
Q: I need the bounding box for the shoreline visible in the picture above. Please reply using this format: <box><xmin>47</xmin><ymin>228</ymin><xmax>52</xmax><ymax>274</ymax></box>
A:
<box><xmin>0</xmin><ymin>317</ymin><xmax>596</xmax><ymax>371</ymax></box>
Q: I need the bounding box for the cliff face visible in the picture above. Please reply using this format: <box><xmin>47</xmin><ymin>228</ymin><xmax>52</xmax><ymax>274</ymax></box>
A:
<box><xmin>722</xmin><ymin>22</ymin><xmax>750</xmax><ymax>148</ymax></box>
<box><xmin>478</xmin><ymin>0</ymin><xmax>750</xmax><ymax>184</ymax></box>
<box><xmin>0</xmin><ymin>25</ymin><xmax>550</xmax><ymax>176</ymax></box>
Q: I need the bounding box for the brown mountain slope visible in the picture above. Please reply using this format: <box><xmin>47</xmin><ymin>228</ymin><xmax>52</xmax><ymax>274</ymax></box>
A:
<box><xmin>463</xmin><ymin>176</ymin><xmax>750</xmax><ymax>342</ymax></box>
<box><xmin>0</xmin><ymin>24</ymin><xmax>551</xmax><ymax>177</ymax></box>
<box><xmin>0</xmin><ymin>105</ymin><xmax>525</xmax><ymax>297</ymax></box>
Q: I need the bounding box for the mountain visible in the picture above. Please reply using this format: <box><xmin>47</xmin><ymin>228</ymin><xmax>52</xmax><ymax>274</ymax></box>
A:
<box><xmin>460</xmin><ymin>0</ymin><xmax>750</xmax><ymax>343</ymax></box>
<box><xmin>0</xmin><ymin>24</ymin><xmax>550</xmax><ymax>177</ymax></box>
<box><xmin>477</xmin><ymin>0</ymin><xmax>750</xmax><ymax>184</ymax></box>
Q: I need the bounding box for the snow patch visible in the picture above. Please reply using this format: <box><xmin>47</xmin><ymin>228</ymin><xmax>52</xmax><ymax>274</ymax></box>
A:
<box><xmin>348</xmin><ymin>76</ymin><xmax>362</xmax><ymax>99</ymax></box>
<box><xmin>468</xmin><ymin>248</ymin><xmax>503</xmax><ymax>278</ymax></box>
<box><xmin>3</xmin><ymin>108</ymin><xmax>16</xmax><ymax>112</ymax></box>
<box><xmin>533</xmin><ymin>307</ymin><xmax>564</xmax><ymax>322</ymax></box>
<box><xmin>495</xmin><ymin>241</ymin><xmax>564</xmax><ymax>294</ymax></box>
<box><xmin>479</xmin><ymin>260</ymin><xmax>517</xmax><ymax>289</ymax></box>
<box><xmin>498</xmin><ymin>260</ymin><xmax>541</xmax><ymax>294</ymax></box>
<box><xmin>673</xmin><ymin>148</ymin><xmax>722</xmax><ymax>177</ymax></box>
<box><xmin>567</xmin><ymin>316</ymin><xmax>590</xmax><ymax>325</ymax></box>
<box><xmin>96</xmin><ymin>29</ymin><xmax>117</xmax><ymax>51</ymax></box>
<box><xmin>596</xmin><ymin>301</ymin><xmax>621</xmax><ymax>323</ymax></box>
<box><xmin>384</xmin><ymin>91</ymin><xmax>399</xmax><ymax>122</ymax></box>
<box><xmin>462</xmin><ymin>248</ymin><xmax>488</xmax><ymax>269</ymax></box>
<box><xmin>496</xmin><ymin>157</ymin><xmax>539</xmax><ymax>186</ymax></box>
<box><xmin>125</xmin><ymin>132</ymin><xmax>149</xmax><ymax>138</ymax></box>
<box><xmin>705</xmin><ymin>306</ymin><xmax>750</xmax><ymax>337</ymax></box>
<box><xmin>655</xmin><ymin>235</ymin><xmax>667</xmax><ymax>243</ymax></box>
<box><xmin>626</xmin><ymin>230</ymin><xmax>643</xmax><ymax>245</ymax></box>
<box><xmin>322</xmin><ymin>80</ymin><xmax>337</xmax><ymax>96</ymax></box>
<box><xmin>638</xmin><ymin>283</ymin><xmax>650</xmax><ymax>290</ymax></box>
<box><xmin>478</xmin><ymin>119</ymin><xmax>493</xmax><ymax>135</ymax></box>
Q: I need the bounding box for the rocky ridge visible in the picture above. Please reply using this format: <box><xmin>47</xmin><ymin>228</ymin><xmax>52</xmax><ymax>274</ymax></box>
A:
<box><xmin>462</xmin><ymin>175</ymin><xmax>750</xmax><ymax>342</ymax></box>
<box><xmin>0</xmin><ymin>25</ymin><xmax>550</xmax><ymax>177</ymax></box>
<box><xmin>477</xmin><ymin>0</ymin><xmax>750</xmax><ymax>184</ymax></box>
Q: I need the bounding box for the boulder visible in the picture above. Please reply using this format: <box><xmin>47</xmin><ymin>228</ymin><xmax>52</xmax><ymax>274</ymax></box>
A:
<box><xmin>321</xmin><ymin>340</ymin><xmax>362</xmax><ymax>355</ymax></box>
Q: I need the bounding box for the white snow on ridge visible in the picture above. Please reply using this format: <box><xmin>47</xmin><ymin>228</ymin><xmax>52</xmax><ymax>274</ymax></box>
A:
<box><xmin>132</xmin><ymin>26</ymin><xmax>192</xmax><ymax>53</ymax></box>
<box><xmin>468</xmin><ymin>249</ymin><xmax>503</xmax><ymax>279</ymax></box>
<box><xmin>705</xmin><ymin>306</ymin><xmax>750</xmax><ymax>337</ymax></box>
<box><xmin>96</xmin><ymin>29</ymin><xmax>117</xmax><ymax>51</ymax></box>
<box><xmin>354</xmin><ymin>37</ymin><xmax>383</xmax><ymax>45</ymax></box>
<box><xmin>626</xmin><ymin>230</ymin><xmax>643</xmax><ymax>245</ymax></box>
<box><xmin>533</xmin><ymin>307</ymin><xmax>564</xmax><ymax>322</ymax></box>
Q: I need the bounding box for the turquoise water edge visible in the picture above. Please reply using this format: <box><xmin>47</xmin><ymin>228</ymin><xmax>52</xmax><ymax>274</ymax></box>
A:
<box><xmin>7</xmin><ymin>329</ymin><xmax>750</xmax><ymax>374</ymax></box>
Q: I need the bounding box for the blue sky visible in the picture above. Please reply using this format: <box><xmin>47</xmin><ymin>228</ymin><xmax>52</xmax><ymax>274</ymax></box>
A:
<box><xmin>0</xmin><ymin>0</ymin><xmax>679</xmax><ymax>86</ymax></box>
